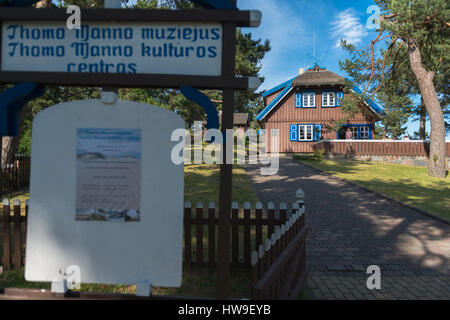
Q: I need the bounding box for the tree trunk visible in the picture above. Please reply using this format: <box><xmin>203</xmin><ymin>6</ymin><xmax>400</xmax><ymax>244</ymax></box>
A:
<box><xmin>419</xmin><ymin>98</ymin><xmax>426</xmax><ymax>140</ymax></box>
<box><xmin>408</xmin><ymin>39</ymin><xmax>446</xmax><ymax>178</ymax></box>
<box><xmin>1</xmin><ymin>136</ymin><xmax>20</xmax><ymax>166</ymax></box>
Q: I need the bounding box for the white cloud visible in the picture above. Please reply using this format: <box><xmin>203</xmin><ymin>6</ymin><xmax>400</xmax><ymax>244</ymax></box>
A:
<box><xmin>240</xmin><ymin>0</ymin><xmax>308</xmax><ymax>90</ymax></box>
<box><xmin>331</xmin><ymin>8</ymin><xmax>368</xmax><ymax>48</ymax></box>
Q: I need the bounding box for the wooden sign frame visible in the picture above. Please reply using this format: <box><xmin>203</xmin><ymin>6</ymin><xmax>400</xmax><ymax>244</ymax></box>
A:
<box><xmin>0</xmin><ymin>7</ymin><xmax>259</xmax><ymax>89</ymax></box>
<box><xmin>1</xmin><ymin>1</ymin><xmax>254</xmax><ymax>299</ymax></box>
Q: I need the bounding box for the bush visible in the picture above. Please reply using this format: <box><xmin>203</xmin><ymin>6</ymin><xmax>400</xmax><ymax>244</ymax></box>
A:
<box><xmin>313</xmin><ymin>149</ymin><xmax>325</xmax><ymax>161</ymax></box>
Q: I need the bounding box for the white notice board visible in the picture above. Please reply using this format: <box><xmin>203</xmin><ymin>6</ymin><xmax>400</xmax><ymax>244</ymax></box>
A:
<box><xmin>25</xmin><ymin>99</ymin><xmax>185</xmax><ymax>287</ymax></box>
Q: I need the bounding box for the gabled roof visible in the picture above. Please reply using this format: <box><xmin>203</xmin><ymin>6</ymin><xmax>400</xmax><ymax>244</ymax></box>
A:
<box><xmin>351</xmin><ymin>85</ymin><xmax>385</xmax><ymax>116</ymax></box>
<box><xmin>255</xmin><ymin>66</ymin><xmax>384</xmax><ymax>122</ymax></box>
<box><xmin>256</xmin><ymin>77</ymin><xmax>295</xmax><ymax>121</ymax></box>
<box><xmin>262</xmin><ymin>76</ymin><xmax>297</xmax><ymax>98</ymax></box>
<box><xmin>292</xmin><ymin>69</ymin><xmax>345</xmax><ymax>87</ymax></box>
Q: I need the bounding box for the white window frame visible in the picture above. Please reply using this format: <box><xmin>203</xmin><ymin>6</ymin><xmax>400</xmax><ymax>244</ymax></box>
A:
<box><xmin>322</xmin><ymin>92</ymin><xmax>336</xmax><ymax>107</ymax></box>
<box><xmin>360</xmin><ymin>126</ymin><xmax>370</xmax><ymax>140</ymax></box>
<box><xmin>298</xmin><ymin>124</ymin><xmax>314</xmax><ymax>141</ymax></box>
<box><xmin>302</xmin><ymin>92</ymin><xmax>315</xmax><ymax>108</ymax></box>
<box><xmin>349</xmin><ymin>126</ymin><xmax>359</xmax><ymax>139</ymax></box>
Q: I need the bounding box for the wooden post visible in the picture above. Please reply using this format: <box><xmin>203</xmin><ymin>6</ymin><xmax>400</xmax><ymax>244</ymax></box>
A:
<box><xmin>216</xmin><ymin>0</ymin><xmax>237</xmax><ymax>299</ymax></box>
<box><xmin>2</xmin><ymin>199</ymin><xmax>10</xmax><ymax>269</ymax></box>
<box><xmin>184</xmin><ymin>202</ymin><xmax>192</xmax><ymax>272</ymax></box>
<box><xmin>208</xmin><ymin>202</ymin><xmax>216</xmax><ymax>270</ymax></box>
<box><xmin>255</xmin><ymin>202</ymin><xmax>263</xmax><ymax>250</ymax></box>
<box><xmin>196</xmin><ymin>202</ymin><xmax>204</xmax><ymax>268</ymax></box>
<box><xmin>13</xmin><ymin>199</ymin><xmax>21</xmax><ymax>269</ymax></box>
<box><xmin>231</xmin><ymin>202</ymin><xmax>239</xmax><ymax>270</ymax></box>
<box><xmin>243</xmin><ymin>202</ymin><xmax>251</xmax><ymax>267</ymax></box>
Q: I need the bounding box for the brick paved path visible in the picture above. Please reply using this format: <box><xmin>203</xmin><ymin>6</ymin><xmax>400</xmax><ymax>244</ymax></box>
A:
<box><xmin>244</xmin><ymin>155</ymin><xmax>450</xmax><ymax>300</ymax></box>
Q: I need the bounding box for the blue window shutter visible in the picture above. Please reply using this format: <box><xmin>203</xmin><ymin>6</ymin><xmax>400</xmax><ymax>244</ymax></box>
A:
<box><xmin>314</xmin><ymin>124</ymin><xmax>322</xmax><ymax>141</ymax></box>
<box><xmin>295</xmin><ymin>93</ymin><xmax>302</xmax><ymax>108</ymax></box>
<box><xmin>336</xmin><ymin>92</ymin><xmax>344</xmax><ymax>106</ymax></box>
<box><xmin>290</xmin><ymin>124</ymin><xmax>298</xmax><ymax>141</ymax></box>
<box><xmin>369</xmin><ymin>125</ymin><xmax>373</xmax><ymax>139</ymax></box>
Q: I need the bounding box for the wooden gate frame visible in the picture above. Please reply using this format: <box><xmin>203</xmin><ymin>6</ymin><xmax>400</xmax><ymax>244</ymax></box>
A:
<box><xmin>0</xmin><ymin>0</ymin><xmax>260</xmax><ymax>299</ymax></box>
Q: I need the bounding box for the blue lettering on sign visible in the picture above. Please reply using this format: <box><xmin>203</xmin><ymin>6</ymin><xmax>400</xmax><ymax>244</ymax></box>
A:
<box><xmin>6</xmin><ymin>25</ymin><xmax>65</xmax><ymax>40</ymax></box>
<box><xmin>4</xmin><ymin>23</ymin><xmax>222</xmax><ymax>74</ymax></box>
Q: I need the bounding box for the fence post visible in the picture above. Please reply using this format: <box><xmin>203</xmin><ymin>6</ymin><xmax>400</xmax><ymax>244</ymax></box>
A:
<box><xmin>231</xmin><ymin>201</ymin><xmax>239</xmax><ymax>269</ymax></box>
<box><xmin>208</xmin><ymin>202</ymin><xmax>216</xmax><ymax>270</ymax></box>
<box><xmin>264</xmin><ymin>239</ymin><xmax>272</xmax><ymax>276</ymax></box>
<box><xmin>255</xmin><ymin>202</ymin><xmax>263</xmax><ymax>251</ymax></box>
<box><xmin>292</xmin><ymin>203</ymin><xmax>299</xmax><ymax>235</ymax></box>
<box><xmin>280</xmin><ymin>202</ymin><xmax>287</xmax><ymax>225</ymax></box>
<box><xmin>13</xmin><ymin>199</ymin><xmax>22</xmax><ymax>269</ymax></box>
<box><xmin>2</xmin><ymin>199</ymin><xmax>11</xmax><ymax>270</ymax></box>
<box><xmin>196</xmin><ymin>202</ymin><xmax>204</xmax><ymax>268</ymax></box>
<box><xmin>184</xmin><ymin>201</ymin><xmax>192</xmax><ymax>272</ymax></box>
<box><xmin>243</xmin><ymin>202</ymin><xmax>251</xmax><ymax>267</ymax></box>
<box><xmin>251</xmin><ymin>251</ymin><xmax>259</xmax><ymax>299</ymax></box>
<box><xmin>258</xmin><ymin>244</ymin><xmax>265</xmax><ymax>283</ymax></box>
<box><xmin>296</xmin><ymin>188</ymin><xmax>305</xmax><ymax>212</ymax></box>
<box><xmin>267</xmin><ymin>202</ymin><xmax>275</xmax><ymax>236</ymax></box>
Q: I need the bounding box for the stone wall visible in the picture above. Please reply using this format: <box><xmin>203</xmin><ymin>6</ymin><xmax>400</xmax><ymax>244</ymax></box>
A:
<box><xmin>325</xmin><ymin>154</ymin><xmax>450</xmax><ymax>169</ymax></box>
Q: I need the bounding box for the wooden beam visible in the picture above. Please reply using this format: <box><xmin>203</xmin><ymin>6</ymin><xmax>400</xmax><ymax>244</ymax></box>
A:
<box><xmin>0</xmin><ymin>8</ymin><xmax>255</xmax><ymax>27</ymax></box>
<box><xmin>0</xmin><ymin>72</ymin><xmax>250</xmax><ymax>90</ymax></box>
<box><xmin>216</xmin><ymin>0</ymin><xmax>237</xmax><ymax>299</ymax></box>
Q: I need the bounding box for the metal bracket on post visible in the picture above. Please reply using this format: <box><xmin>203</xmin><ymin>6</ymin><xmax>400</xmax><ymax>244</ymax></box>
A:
<box><xmin>0</xmin><ymin>82</ymin><xmax>45</xmax><ymax>136</ymax></box>
<box><xmin>180</xmin><ymin>86</ymin><xmax>219</xmax><ymax>142</ymax></box>
<box><xmin>102</xmin><ymin>0</ymin><xmax>122</xmax><ymax>102</ymax></box>
<box><xmin>136</xmin><ymin>280</ymin><xmax>152</xmax><ymax>297</ymax></box>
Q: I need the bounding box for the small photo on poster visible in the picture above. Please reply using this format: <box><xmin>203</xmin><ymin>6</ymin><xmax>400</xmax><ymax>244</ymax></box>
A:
<box><xmin>75</xmin><ymin>128</ymin><xmax>141</xmax><ymax>222</ymax></box>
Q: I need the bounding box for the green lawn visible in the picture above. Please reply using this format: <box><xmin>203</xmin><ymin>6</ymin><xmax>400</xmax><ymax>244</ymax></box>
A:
<box><xmin>1</xmin><ymin>163</ymin><xmax>259</xmax><ymax>298</ymax></box>
<box><xmin>293</xmin><ymin>155</ymin><xmax>450</xmax><ymax>220</ymax></box>
<box><xmin>185</xmin><ymin>164</ymin><xmax>259</xmax><ymax>206</ymax></box>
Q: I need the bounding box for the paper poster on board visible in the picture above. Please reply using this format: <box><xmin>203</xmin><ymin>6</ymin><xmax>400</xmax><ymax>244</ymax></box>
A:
<box><xmin>75</xmin><ymin>128</ymin><xmax>141</xmax><ymax>222</ymax></box>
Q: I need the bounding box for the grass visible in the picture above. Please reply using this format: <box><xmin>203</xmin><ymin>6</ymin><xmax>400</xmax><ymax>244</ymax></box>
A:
<box><xmin>185</xmin><ymin>164</ymin><xmax>258</xmax><ymax>206</ymax></box>
<box><xmin>0</xmin><ymin>163</ymin><xmax>259</xmax><ymax>298</ymax></box>
<box><xmin>293</xmin><ymin>154</ymin><xmax>450</xmax><ymax>219</ymax></box>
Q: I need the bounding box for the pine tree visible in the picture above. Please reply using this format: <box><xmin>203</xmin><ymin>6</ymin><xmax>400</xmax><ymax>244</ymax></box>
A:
<box><xmin>340</xmin><ymin>0</ymin><xmax>449</xmax><ymax>178</ymax></box>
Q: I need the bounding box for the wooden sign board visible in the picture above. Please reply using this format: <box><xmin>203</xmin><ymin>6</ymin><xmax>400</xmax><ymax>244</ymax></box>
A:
<box><xmin>0</xmin><ymin>8</ymin><xmax>259</xmax><ymax>89</ymax></box>
<box><xmin>2</xmin><ymin>21</ymin><xmax>223</xmax><ymax>76</ymax></box>
<box><xmin>25</xmin><ymin>99</ymin><xmax>185</xmax><ymax>287</ymax></box>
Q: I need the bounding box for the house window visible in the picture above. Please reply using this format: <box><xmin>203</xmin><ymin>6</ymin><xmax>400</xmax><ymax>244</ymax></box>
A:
<box><xmin>302</xmin><ymin>92</ymin><xmax>315</xmax><ymax>107</ymax></box>
<box><xmin>360</xmin><ymin>126</ymin><xmax>370</xmax><ymax>139</ymax></box>
<box><xmin>298</xmin><ymin>124</ymin><xmax>314</xmax><ymax>141</ymax></box>
<box><xmin>295</xmin><ymin>93</ymin><xmax>302</xmax><ymax>108</ymax></box>
<box><xmin>322</xmin><ymin>92</ymin><xmax>336</xmax><ymax>107</ymax></box>
<box><xmin>349</xmin><ymin>126</ymin><xmax>359</xmax><ymax>139</ymax></box>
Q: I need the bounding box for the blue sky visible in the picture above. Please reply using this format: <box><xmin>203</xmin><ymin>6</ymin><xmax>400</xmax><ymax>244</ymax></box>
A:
<box><xmin>74</xmin><ymin>0</ymin><xmax>434</xmax><ymax>137</ymax></box>
<box><xmin>238</xmin><ymin>0</ymin><xmax>439</xmax><ymax>138</ymax></box>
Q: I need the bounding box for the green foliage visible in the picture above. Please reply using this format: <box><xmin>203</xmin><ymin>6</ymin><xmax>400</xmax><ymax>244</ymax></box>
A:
<box><xmin>339</xmin><ymin>0</ymin><xmax>449</xmax><ymax>140</ymax></box>
<box><xmin>294</xmin><ymin>158</ymin><xmax>450</xmax><ymax>219</ymax></box>
<box><xmin>18</xmin><ymin>120</ymin><xmax>32</xmax><ymax>154</ymax></box>
<box><xmin>313</xmin><ymin>148</ymin><xmax>325</xmax><ymax>161</ymax></box>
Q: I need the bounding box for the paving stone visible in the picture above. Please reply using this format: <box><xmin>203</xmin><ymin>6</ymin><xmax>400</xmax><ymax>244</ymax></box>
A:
<box><xmin>244</xmin><ymin>156</ymin><xmax>450</xmax><ymax>300</ymax></box>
